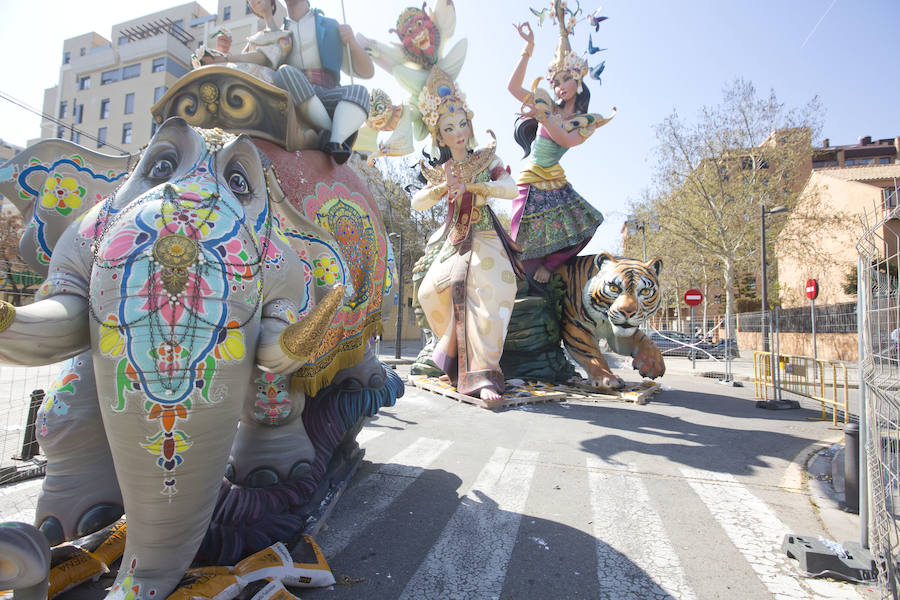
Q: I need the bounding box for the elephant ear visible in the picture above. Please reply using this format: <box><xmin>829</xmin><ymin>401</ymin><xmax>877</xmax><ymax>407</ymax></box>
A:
<box><xmin>0</xmin><ymin>139</ymin><xmax>138</xmax><ymax>275</ymax></box>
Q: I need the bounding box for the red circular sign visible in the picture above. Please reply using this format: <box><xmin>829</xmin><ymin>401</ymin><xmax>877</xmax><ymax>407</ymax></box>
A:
<box><xmin>683</xmin><ymin>289</ymin><xmax>703</xmax><ymax>306</ymax></box>
<box><xmin>806</xmin><ymin>278</ymin><xmax>819</xmax><ymax>300</ymax></box>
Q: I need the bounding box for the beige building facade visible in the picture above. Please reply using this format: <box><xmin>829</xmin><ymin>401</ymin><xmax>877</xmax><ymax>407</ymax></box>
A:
<box><xmin>36</xmin><ymin>2</ymin><xmax>274</xmax><ymax>153</ymax></box>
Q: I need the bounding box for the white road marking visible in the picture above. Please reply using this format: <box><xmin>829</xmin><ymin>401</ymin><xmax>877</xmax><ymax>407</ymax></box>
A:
<box><xmin>354</xmin><ymin>428</ymin><xmax>384</xmax><ymax>446</ymax></box>
<box><xmin>399</xmin><ymin>447</ymin><xmax>538</xmax><ymax>600</ymax></box>
<box><xmin>682</xmin><ymin>467</ymin><xmax>864</xmax><ymax>599</ymax></box>
<box><xmin>587</xmin><ymin>458</ymin><xmax>697</xmax><ymax>600</ymax></box>
<box><xmin>319</xmin><ymin>437</ymin><xmax>452</xmax><ymax>556</ymax></box>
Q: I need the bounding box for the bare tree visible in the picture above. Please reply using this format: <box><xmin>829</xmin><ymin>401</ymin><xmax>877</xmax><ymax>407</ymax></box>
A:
<box><xmin>0</xmin><ymin>202</ymin><xmax>40</xmax><ymax>306</ymax></box>
<box><xmin>644</xmin><ymin>79</ymin><xmax>825</xmax><ymax>336</ymax></box>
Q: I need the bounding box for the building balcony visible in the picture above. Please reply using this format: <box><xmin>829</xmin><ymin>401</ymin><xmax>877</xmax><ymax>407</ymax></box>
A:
<box><xmin>69</xmin><ymin>45</ymin><xmax>118</xmax><ymax>75</ymax></box>
<box><xmin>119</xmin><ymin>34</ymin><xmax>194</xmax><ymax>67</ymax></box>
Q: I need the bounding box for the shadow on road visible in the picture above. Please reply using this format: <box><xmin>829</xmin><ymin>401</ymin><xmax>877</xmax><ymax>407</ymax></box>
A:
<box><xmin>308</xmin><ymin>464</ymin><xmax>680</xmax><ymax>599</ymax></box>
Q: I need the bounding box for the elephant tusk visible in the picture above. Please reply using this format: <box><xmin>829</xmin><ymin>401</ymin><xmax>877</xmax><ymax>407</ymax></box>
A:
<box><xmin>279</xmin><ymin>285</ymin><xmax>346</xmax><ymax>363</ymax></box>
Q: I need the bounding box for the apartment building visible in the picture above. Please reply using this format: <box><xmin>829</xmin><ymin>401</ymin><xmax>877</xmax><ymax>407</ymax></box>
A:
<box><xmin>37</xmin><ymin>2</ymin><xmax>278</xmax><ymax>154</ymax></box>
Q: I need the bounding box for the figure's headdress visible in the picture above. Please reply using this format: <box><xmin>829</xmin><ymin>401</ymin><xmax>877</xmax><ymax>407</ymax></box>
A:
<box><xmin>418</xmin><ymin>68</ymin><xmax>474</xmax><ymax>148</ymax></box>
<box><xmin>366</xmin><ymin>88</ymin><xmax>393</xmax><ymax>129</ymax></box>
<box><xmin>545</xmin><ymin>0</ymin><xmax>589</xmax><ymax>92</ymax></box>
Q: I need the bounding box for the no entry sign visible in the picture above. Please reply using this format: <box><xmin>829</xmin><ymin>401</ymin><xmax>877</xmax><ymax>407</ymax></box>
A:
<box><xmin>806</xmin><ymin>279</ymin><xmax>819</xmax><ymax>300</ymax></box>
<box><xmin>684</xmin><ymin>289</ymin><xmax>703</xmax><ymax>306</ymax></box>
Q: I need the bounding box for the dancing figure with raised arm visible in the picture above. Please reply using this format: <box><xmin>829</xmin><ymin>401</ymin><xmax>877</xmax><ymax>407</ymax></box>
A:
<box><xmin>507</xmin><ymin>1</ymin><xmax>615</xmax><ymax>284</ymax></box>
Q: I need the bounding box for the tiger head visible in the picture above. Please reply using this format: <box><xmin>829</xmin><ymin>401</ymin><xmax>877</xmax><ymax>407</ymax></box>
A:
<box><xmin>583</xmin><ymin>253</ymin><xmax>663</xmax><ymax>338</ymax></box>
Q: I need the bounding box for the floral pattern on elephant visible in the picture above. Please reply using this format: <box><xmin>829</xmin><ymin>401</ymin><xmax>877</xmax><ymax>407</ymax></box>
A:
<box><xmin>38</xmin><ymin>367</ymin><xmax>79</xmax><ymax>437</ymax></box>
<box><xmin>17</xmin><ymin>155</ymin><xmax>129</xmax><ymax>265</ymax></box>
<box><xmin>304</xmin><ymin>182</ymin><xmax>377</xmax><ymax>312</ymax></box>
<box><xmin>253</xmin><ymin>372</ymin><xmax>291</xmax><ymax>425</ymax></box>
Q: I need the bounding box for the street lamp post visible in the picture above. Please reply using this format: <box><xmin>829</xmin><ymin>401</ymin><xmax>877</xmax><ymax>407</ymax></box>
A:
<box><xmin>389</xmin><ymin>232</ymin><xmax>403</xmax><ymax>360</ymax></box>
<box><xmin>756</xmin><ymin>205</ymin><xmax>799</xmax><ymax>410</ymax></box>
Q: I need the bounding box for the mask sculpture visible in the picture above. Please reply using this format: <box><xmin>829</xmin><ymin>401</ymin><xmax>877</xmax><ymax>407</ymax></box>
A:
<box><xmin>0</xmin><ymin>117</ymin><xmax>401</xmax><ymax>600</ymax></box>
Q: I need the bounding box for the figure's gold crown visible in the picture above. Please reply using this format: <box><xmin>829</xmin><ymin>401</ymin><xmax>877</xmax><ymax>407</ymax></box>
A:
<box><xmin>417</xmin><ymin>68</ymin><xmax>473</xmax><ymax>140</ymax></box>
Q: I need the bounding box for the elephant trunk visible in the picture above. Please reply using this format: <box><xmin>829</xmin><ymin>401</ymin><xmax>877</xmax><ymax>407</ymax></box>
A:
<box><xmin>0</xmin><ymin>296</ymin><xmax>90</xmax><ymax>365</ymax></box>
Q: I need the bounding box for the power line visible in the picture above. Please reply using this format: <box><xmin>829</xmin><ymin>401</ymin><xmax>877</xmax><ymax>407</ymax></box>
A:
<box><xmin>0</xmin><ymin>90</ymin><xmax>131</xmax><ymax>156</ymax></box>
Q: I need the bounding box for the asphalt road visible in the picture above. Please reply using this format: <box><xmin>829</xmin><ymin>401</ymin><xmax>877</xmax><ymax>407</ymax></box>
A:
<box><xmin>0</xmin><ymin>365</ymin><xmax>878</xmax><ymax>599</ymax></box>
<box><xmin>304</xmin><ymin>370</ymin><xmax>875</xmax><ymax>600</ymax></box>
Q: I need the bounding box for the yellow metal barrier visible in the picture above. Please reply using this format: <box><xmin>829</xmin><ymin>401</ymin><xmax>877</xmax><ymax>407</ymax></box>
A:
<box><xmin>753</xmin><ymin>351</ymin><xmax>849</xmax><ymax>426</ymax></box>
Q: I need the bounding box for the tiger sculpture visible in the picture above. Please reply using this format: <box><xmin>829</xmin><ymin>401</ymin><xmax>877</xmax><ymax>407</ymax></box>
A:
<box><xmin>556</xmin><ymin>252</ymin><xmax>666</xmax><ymax>388</ymax></box>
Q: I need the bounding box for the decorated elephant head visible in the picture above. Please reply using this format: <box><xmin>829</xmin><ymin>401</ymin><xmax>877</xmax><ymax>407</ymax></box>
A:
<box><xmin>0</xmin><ymin>118</ymin><xmax>348</xmax><ymax>600</ymax></box>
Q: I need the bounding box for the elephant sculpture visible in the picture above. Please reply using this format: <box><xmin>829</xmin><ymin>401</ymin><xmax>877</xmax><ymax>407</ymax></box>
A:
<box><xmin>0</xmin><ymin>117</ymin><xmax>402</xmax><ymax>600</ymax></box>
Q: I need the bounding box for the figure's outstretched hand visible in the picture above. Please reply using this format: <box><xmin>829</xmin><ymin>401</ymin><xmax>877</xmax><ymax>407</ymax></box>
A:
<box><xmin>448</xmin><ymin>182</ymin><xmax>467</xmax><ymax>201</ymax></box>
<box><xmin>515</xmin><ymin>22</ymin><xmax>534</xmax><ymax>44</ymax></box>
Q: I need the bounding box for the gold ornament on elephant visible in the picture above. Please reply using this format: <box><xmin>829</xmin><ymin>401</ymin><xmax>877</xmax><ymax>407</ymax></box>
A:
<box><xmin>153</xmin><ymin>233</ymin><xmax>200</xmax><ymax>296</ymax></box>
<box><xmin>280</xmin><ymin>285</ymin><xmax>347</xmax><ymax>363</ymax></box>
<box><xmin>0</xmin><ymin>300</ymin><xmax>14</xmax><ymax>334</ymax></box>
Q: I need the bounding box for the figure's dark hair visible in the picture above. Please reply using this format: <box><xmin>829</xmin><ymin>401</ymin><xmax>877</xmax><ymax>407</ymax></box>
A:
<box><xmin>513</xmin><ymin>84</ymin><xmax>591</xmax><ymax>158</ymax></box>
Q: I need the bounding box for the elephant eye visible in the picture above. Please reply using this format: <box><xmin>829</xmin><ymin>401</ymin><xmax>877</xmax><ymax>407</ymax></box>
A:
<box><xmin>228</xmin><ymin>171</ymin><xmax>250</xmax><ymax>195</ymax></box>
<box><xmin>149</xmin><ymin>157</ymin><xmax>175</xmax><ymax>180</ymax></box>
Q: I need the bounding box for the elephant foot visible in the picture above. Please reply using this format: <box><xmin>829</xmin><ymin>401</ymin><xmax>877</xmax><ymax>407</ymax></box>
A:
<box><xmin>0</xmin><ymin>521</ymin><xmax>51</xmax><ymax>600</ymax></box>
<box><xmin>37</xmin><ymin>502</ymin><xmax>123</xmax><ymax>546</ymax></box>
<box><xmin>37</xmin><ymin>516</ymin><xmax>65</xmax><ymax>546</ymax></box>
<box><xmin>227</xmin><ymin>417</ymin><xmax>316</xmax><ymax>488</ymax></box>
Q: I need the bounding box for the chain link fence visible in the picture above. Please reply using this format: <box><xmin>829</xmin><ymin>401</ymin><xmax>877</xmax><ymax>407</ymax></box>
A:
<box><xmin>858</xmin><ymin>205</ymin><xmax>900</xmax><ymax>599</ymax></box>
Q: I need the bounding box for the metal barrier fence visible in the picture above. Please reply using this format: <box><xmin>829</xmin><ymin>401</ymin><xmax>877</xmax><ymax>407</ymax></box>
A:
<box><xmin>752</xmin><ymin>351</ymin><xmax>850</xmax><ymax>426</ymax></box>
<box><xmin>857</xmin><ymin>202</ymin><xmax>900</xmax><ymax>599</ymax></box>
<box><xmin>0</xmin><ymin>363</ymin><xmax>59</xmax><ymax>482</ymax></box>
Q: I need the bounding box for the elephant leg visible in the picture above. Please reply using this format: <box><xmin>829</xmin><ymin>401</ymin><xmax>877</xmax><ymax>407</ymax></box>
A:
<box><xmin>227</xmin><ymin>369</ymin><xmax>314</xmax><ymax>487</ymax></box>
<box><xmin>34</xmin><ymin>353</ymin><xmax>123</xmax><ymax>545</ymax></box>
<box><xmin>100</xmin><ymin>392</ymin><xmax>243</xmax><ymax>600</ymax></box>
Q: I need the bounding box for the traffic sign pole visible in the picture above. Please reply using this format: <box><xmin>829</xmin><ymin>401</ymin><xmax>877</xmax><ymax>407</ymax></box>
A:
<box><xmin>811</xmin><ymin>297</ymin><xmax>817</xmax><ymax>363</ymax></box>
<box><xmin>690</xmin><ymin>306</ymin><xmax>696</xmax><ymax>370</ymax></box>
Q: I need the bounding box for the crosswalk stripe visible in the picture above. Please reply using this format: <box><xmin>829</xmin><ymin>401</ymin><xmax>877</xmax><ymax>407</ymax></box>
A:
<box><xmin>682</xmin><ymin>467</ymin><xmax>864</xmax><ymax>600</ymax></box>
<box><xmin>319</xmin><ymin>436</ymin><xmax>453</xmax><ymax>557</ymax></box>
<box><xmin>587</xmin><ymin>458</ymin><xmax>697</xmax><ymax>600</ymax></box>
<box><xmin>398</xmin><ymin>447</ymin><xmax>538</xmax><ymax>600</ymax></box>
<box><xmin>354</xmin><ymin>428</ymin><xmax>385</xmax><ymax>446</ymax></box>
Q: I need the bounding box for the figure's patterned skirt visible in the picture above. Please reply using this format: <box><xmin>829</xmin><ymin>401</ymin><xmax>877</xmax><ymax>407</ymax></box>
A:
<box><xmin>516</xmin><ymin>183</ymin><xmax>604</xmax><ymax>261</ymax></box>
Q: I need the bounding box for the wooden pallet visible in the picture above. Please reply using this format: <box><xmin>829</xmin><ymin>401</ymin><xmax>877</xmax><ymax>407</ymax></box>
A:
<box><xmin>408</xmin><ymin>375</ymin><xmax>568</xmax><ymax>409</ymax></box>
<box><xmin>557</xmin><ymin>380</ymin><xmax>662</xmax><ymax>405</ymax></box>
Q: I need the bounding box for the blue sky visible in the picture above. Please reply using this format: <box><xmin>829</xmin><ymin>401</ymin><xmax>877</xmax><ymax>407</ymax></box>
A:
<box><xmin>1</xmin><ymin>1</ymin><xmax>897</xmax><ymax>255</ymax></box>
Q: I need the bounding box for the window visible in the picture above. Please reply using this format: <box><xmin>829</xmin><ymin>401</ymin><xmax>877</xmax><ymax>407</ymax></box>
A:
<box><xmin>124</xmin><ymin>93</ymin><xmax>135</xmax><ymax>114</ymax></box>
<box><xmin>73</xmin><ymin>103</ymin><xmax>83</xmax><ymax>125</ymax></box>
<box><xmin>152</xmin><ymin>57</ymin><xmax>165</xmax><ymax>73</ymax></box>
<box><xmin>63</xmin><ymin>51</ymin><xmax>70</xmax><ymax>64</ymax></box>
<box><xmin>58</xmin><ymin>101</ymin><xmax>68</xmax><ymax>119</ymax></box>
<box><xmin>122</xmin><ymin>122</ymin><xmax>133</xmax><ymax>144</ymax></box>
<box><xmin>56</xmin><ymin>126</ymin><xmax>66</xmax><ymax>139</ymax></box>
<box><xmin>246</xmin><ymin>3</ymin><xmax>253</xmax><ymax>13</ymax></box>
<box><xmin>118</xmin><ymin>35</ymin><xmax>129</xmax><ymax>46</ymax></box>
<box><xmin>78</xmin><ymin>76</ymin><xmax>91</xmax><ymax>90</ymax></box>
<box><xmin>71</xmin><ymin>131</ymin><xmax>80</xmax><ymax>144</ymax></box>
<box><xmin>845</xmin><ymin>159</ymin><xmax>855</xmax><ymax>166</ymax></box>
<box><xmin>80</xmin><ymin>47</ymin><xmax>86</xmax><ymax>56</ymax></box>
<box><xmin>100</xmin><ymin>99</ymin><xmax>110</xmax><ymax>119</ymax></box>
<box><xmin>880</xmin><ymin>157</ymin><xmax>892</xmax><ymax>165</ymax></box>
<box><xmin>885</xmin><ymin>187</ymin><xmax>899</xmax><ymax>209</ymax></box>
<box><xmin>122</xmin><ymin>64</ymin><xmax>141</xmax><ymax>79</ymax></box>
<box><xmin>101</xmin><ymin>69</ymin><xmax>120</xmax><ymax>85</ymax></box>
<box><xmin>97</xmin><ymin>127</ymin><xmax>107</xmax><ymax>148</ymax></box>
<box><xmin>223</xmin><ymin>6</ymin><xmax>231</xmax><ymax>20</ymax></box>
<box><xmin>153</xmin><ymin>86</ymin><xmax>168</xmax><ymax>103</ymax></box>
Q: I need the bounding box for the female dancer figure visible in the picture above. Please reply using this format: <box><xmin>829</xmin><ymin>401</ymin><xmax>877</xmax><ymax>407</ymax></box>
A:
<box><xmin>507</xmin><ymin>5</ymin><xmax>614</xmax><ymax>284</ymax></box>
<box><xmin>413</xmin><ymin>68</ymin><xmax>522</xmax><ymax>405</ymax></box>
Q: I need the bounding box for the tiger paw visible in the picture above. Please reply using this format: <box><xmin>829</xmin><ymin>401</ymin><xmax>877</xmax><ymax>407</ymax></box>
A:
<box><xmin>632</xmin><ymin>341</ymin><xmax>665</xmax><ymax>379</ymax></box>
<box><xmin>590</xmin><ymin>371</ymin><xmax>625</xmax><ymax>389</ymax></box>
